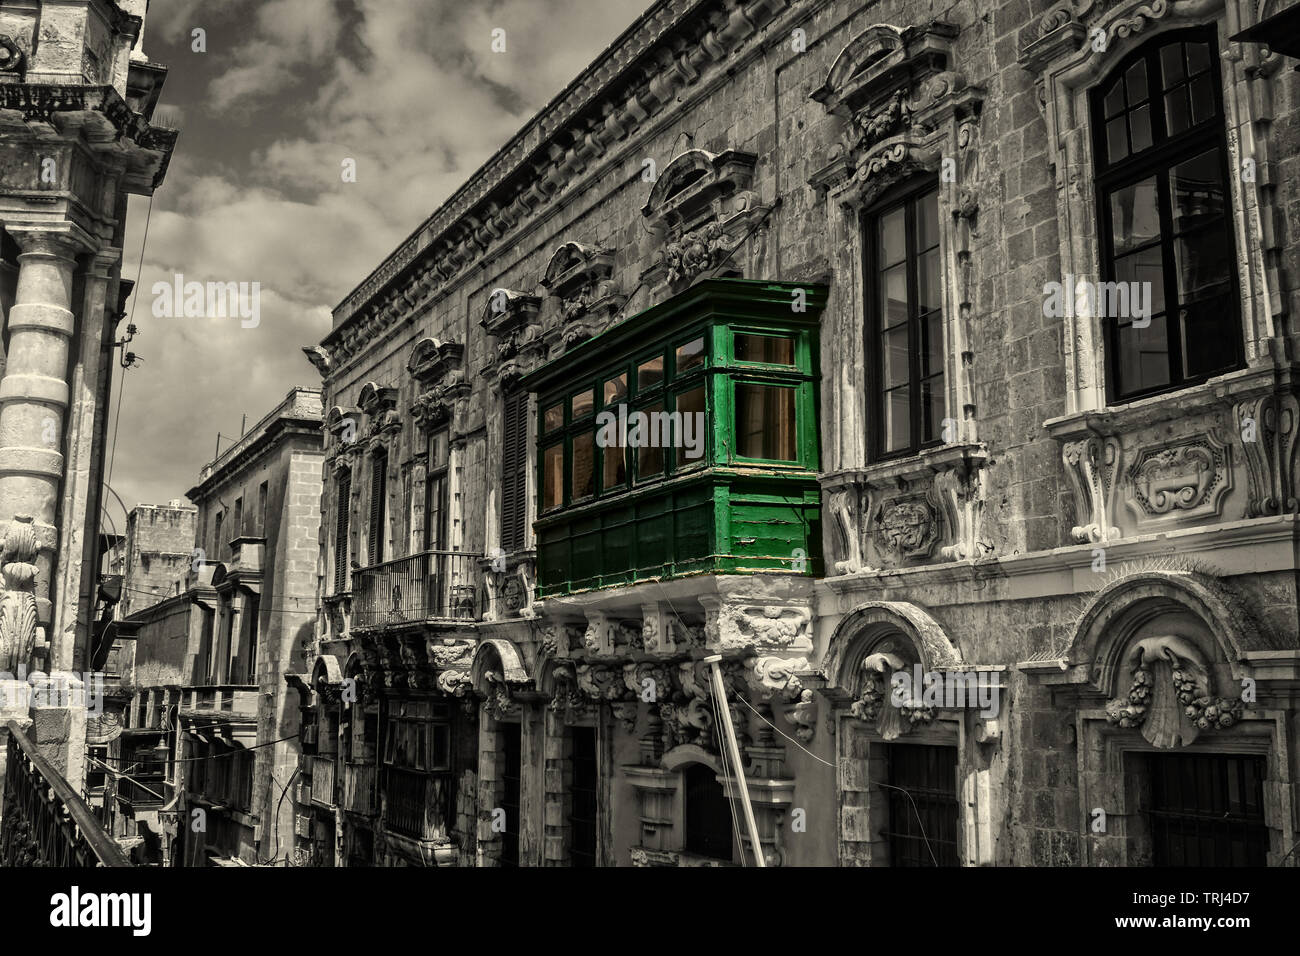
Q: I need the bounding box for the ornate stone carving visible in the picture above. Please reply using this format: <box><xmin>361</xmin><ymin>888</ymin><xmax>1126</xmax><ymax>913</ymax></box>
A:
<box><xmin>849</xmin><ymin>652</ymin><xmax>934</xmax><ymax>740</ymax></box>
<box><xmin>934</xmin><ymin>466</ymin><xmax>988</xmax><ymax>560</ymax></box>
<box><xmin>748</xmin><ymin>655</ymin><xmax>816</xmax><ymax>742</ymax></box>
<box><xmin>1235</xmin><ymin>393</ymin><xmax>1299</xmax><ymax>517</ymax></box>
<box><xmin>1062</xmin><ymin>435</ymin><xmax>1122</xmax><ymax>543</ymax></box>
<box><xmin>704</xmin><ymin>600</ymin><xmax>812</xmax><ymax>652</ymax></box>
<box><xmin>575</xmin><ymin>662</ymin><xmax>624</xmax><ymax>702</ymax></box>
<box><xmin>872</xmin><ymin>496</ymin><xmax>940</xmax><ymax>563</ymax></box>
<box><xmin>541</xmin><ymin>242</ymin><xmax>624</xmax><ymax>353</ymax></box>
<box><xmin>483</xmin><ymin>671</ymin><xmax>519</xmax><ymax>720</ymax></box>
<box><xmin>664</xmin><ymin>221</ymin><xmax>731</xmax><ymax>284</ymax></box>
<box><xmin>1125</xmin><ymin>434</ymin><xmax>1231</xmax><ymax>522</ymax></box>
<box><xmin>0</xmin><ymin>516</ymin><xmax>40</xmax><ymax>673</ymax></box>
<box><xmin>0</xmin><ymin>35</ymin><xmax>25</xmax><ymax>74</ymax></box>
<box><xmin>1105</xmin><ymin>635</ymin><xmax>1242</xmax><ymax>749</ymax></box>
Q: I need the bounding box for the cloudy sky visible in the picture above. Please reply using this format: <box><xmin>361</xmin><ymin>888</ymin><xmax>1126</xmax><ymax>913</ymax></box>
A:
<box><xmin>109</xmin><ymin>0</ymin><xmax>650</xmax><ymax>520</ymax></box>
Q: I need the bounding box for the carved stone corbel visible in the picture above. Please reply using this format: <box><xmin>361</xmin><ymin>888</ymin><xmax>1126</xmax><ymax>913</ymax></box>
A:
<box><xmin>1235</xmin><ymin>393</ymin><xmax>1299</xmax><ymax>517</ymax></box>
<box><xmin>0</xmin><ymin>515</ymin><xmax>40</xmax><ymax>673</ymax></box>
<box><xmin>1062</xmin><ymin>435</ymin><xmax>1122</xmax><ymax>543</ymax></box>
<box><xmin>934</xmin><ymin>465</ymin><xmax>987</xmax><ymax>561</ymax></box>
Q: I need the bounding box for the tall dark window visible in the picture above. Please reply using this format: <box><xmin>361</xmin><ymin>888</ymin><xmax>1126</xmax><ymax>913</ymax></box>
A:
<box><xmin>569</xmin><ymin>726</ymin><xmax>598</xmax><ymax>866</ymax></box>
<box><xmin>425</xmin><ymin>428</ymin><xmax>449</xmax><ymax>551</ymax></box>
<box><xmin>884</xmin><ymin>743</ymin><xmax>960</xmax><ymax>866</ymax></box>
<box><xmin>1092</xmin><ymin>27</ymin><xmax>1239</xmax><ymax>401</ymax></box>
<box><xmin>257</xmin><ymin>481</ymin><xmax>268</xmax><ymax>536</ymax></box>
<box><xmin>683</xmin><ymin>763</ymin><xmax>733</xmax><ymax>861</ymax></box>
<box><xmin>500</xmin><ymin>722</ymin><xmax>522</xmax><ymax>867</ymax></box>
<box><xmin>333</xmin><ymin>469</ymin><xmax>351</xmax><ymax>593</ymax></box>
<box><xmin>866</xmin><ymin>183</ymin><xmax>944</xmax><ymax>459</ymax></box>
<box><xmin>232</xmin><ymin>497</ymin><xmax>242</xmax><ymax>540</ymax></box>
<box><xmin>212</xmin><ymin>512</ymin><xmax>223</xmax><ymax>558</ymax></box>
<box><xmin>368</xmin><ymin>450</ymin><xmax>387</xmax><ymax>566</ymax></box>
<box><xmin>501</xmin><ymin>389</ymin><xmax>529</xmax><ymax>552</ymax></box>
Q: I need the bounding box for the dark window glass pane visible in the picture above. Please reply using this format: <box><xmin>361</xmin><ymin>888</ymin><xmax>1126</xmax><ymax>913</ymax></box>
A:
<box><xmin>916</xmin><ymin>189</ymin><xmax>940</xmax><ymax>251</ymax></box>
<box><xmin>923</xmin><ymin>312</ymin><xmax>944</xmax><ymax>377</ymax></box>
<box><xmin>918</xmin><ymin>248</ymin><xmax>942</xmax><ymax>315</ymax></box>
<box><xmin>884</xmin><ymin>387</ymin><xmax>911</xmax><ymax>453</ymax></box>
<box><xmin>1129</xmin><ymin>103</ymin><xmax>1153</xmax><ymax>152</ymax></box>
<box><xmin>429</xmin><ymin>430</ymin><xmax>448</xmax><ymax>469</ymax></box>
<box><xmin>1125</xmin><ymin>58</ymin><xmax>1149</xmax><ymax>105</ymax></box>
<box><xmin>1110</xmin><ymin>177</ymin><xmax>1160</xmax><ymax>253</ymax></box>
<box><xmin>1114</xmin><ymin>246</ymin><xmax>1167</xmax><ymax>317</ymax></box>
<box><xmin>1174</xmin><ymin>228</ymin><xmax>1231</xmax><ymax>298</ymax></box>
<box><xmin>1189</xmin><ymin>73</ymin><xmax>1215</xmax><ymax>124</ymax></box>
<box><xmin>1160</xmin><ymin>43</ymin><xmax>1185</xmax><ymax>87</ymax></box>
<box><xmin>543</xmin><ymin>402</ymin><xmax>563</xmax><ymax>433</ymax></box>
<box><xmin>1164</xmin><ymin>86</ymin><xmax>1192</xmax><ymax>137</ymax></box>
<box><xmin>735</xmin><ymin>384</ymin><xmax>796</xmax><ymax>460</ymax></box>
<box><xmin>879</xmin><ymin>207</ymin><xmax>906</xmax><ymax>266</ymax></box>
<box><xmin>922</xmin><ymin>377</ymin><xmax>945</xmax><ymax>443</ymax></box>
<box><xmin>637</xmin><ymin>356</ymin><xmax>664</xmax><ymax>391</ymax></box>
<box><xmin>1186</xmin><ymin>41</ymin><xmax>1210</xmax><ymax>76</ymax></box>
<box><xmin>1106</xmin><ymin>116</ymin><xmax>1129</xmax><ymax>163</ymax></box>
<box><xmin>571</xmin><ymin>389</ymin><xmax>595</xmax><ymax>419</ymax></box>
<box><xmin>734</xmin><ymin>333</ymin><xmax>794</xmax><ymax>365</ymax></box>
<box><xmin>542</xmin><ymin>443</ymin><xmax>563</xmax><ymax>511</ymax></box>
<box><xmin>1116</xmin><ymin>313</ymin><xmax>1171</xmax><ymax>394</ymax></box>
<box><xmin>1181</xmin><ymin>296</ymin><xmax>1237</xmax><ymax>379</ymax></box>
<box><xmin>881</xmin><ymin>263</ymin><xmax>908</xmax><ymax>326</ymax></box>
<box><xmin>572</xmin><ymin>432</ymin><xmax>595</xmax><ymax>501</ymax></box>
<box><xmin>674</xmin><ymin>386</ymin><xmax>706</xmax><ymax>467</ymax></box>
<box><xmin>1170</xmin><ymin>148</ymin><xmax>1225</xmax><ymax>232</ymax></box>
<box><xmin>684</xmin><ymin>764</ymin><xmax>733</xmax><ymax>861</ymax></box>
<box><xmin>675</xmin><ymin>337</ymin><xmax>705</xmax><ymax>374</ymax></box>
<box><xmin>882</xmin><ymin>325</ymin><xmax>910</xmax><ymax>388</ymax></box>
<box><xmin>636</xmin><ymin>402</ymin><xmax>664</xmax><ymax>481</ymax></box>
<box><xmin>602</xmin><ymin>435</ymin><xmax>626</xmax><ymax>490</ymax></box>
<box><xmin>603</xmin><ymin>374</ymin><xmax>627</xmax><ymax>406</ymax></box>
<box><xmin>1103</xmin><ymin>78</ymin><xmax>1125</xmax><ymax>117</ymax></box>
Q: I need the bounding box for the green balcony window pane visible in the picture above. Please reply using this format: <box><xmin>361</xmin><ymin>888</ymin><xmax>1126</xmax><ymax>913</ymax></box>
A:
<box><xmin>542</xmin><ymin>444</ymin><xmax>563</xmax><ymax>512</ymax></box>
<box><xmin>571</xmin><ymin>389</ymin><xmax>595</xmax><ymax>419</ymax></box>
<box><xmin>735</xmin><ymin>383</ymin><xmax>796</xmax><ymax>461</ymax></box>
<box><xmin>543</xmin><ymin>403</ymin><xmax>563</xmax><ymax>433</ymax></box>
<box><xmin>675</xmin><ymin>337</ymin><xmax>705</xmax><ymax>374</ymax></box>
<box><xmin>637</xmin><ymin>356</ymin><xmax>664</xmax><ymax>391</ymax></box>
<box><xmin>674</xmin><ymin>386</ymin><xmax>706</xmax><ymax>468</ymax></box>
<box><xmin>734</xmin><ymin>333</ymin><xmax>793</xmax><ymax>365</ymax></box>
<box><xmin>603</xmin><ymin>373</ymin><xmax>628</xmax><ymax>405</ymax></box>
<box><xmin>572</xmin><ymin>432</ymin><xmax>596</xmax><ymax>501</ymax></box>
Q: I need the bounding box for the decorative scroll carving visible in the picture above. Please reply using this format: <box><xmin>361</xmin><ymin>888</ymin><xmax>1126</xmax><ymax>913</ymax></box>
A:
<box><xmin>934</xmin><ymin>466</ymin><xmax>987</xmax><ymax>560</ymax></box>
<box><xmin>849</xmin><ymin>652</ymin><xmax>934</xmax><ymax>740</ymax></box>
<box><xmin>1063</xmin><ymin>435</ymin><xmax>1121</xmax><ymax>543</ymax></box>
<box><xmin>1105</xmin><ymin>634</ymin><xmax>1242</xmax><ymax>749</ymax></box>
<box><xmin>748</xmin><ymin>655</ymin><xmax>816</xmax><ymax>742</ymax></box>
<box><xmin>0</xmin><ymin>36</ymin><xmax>25</xmax><ymax>74</ymax></box>
<box><xmin>1126</xmin><ymin>434</ymin><xmax>1231</xmax><ymax>522</ymax></box>
<box><xmin>483</xmin><ymin>671</ymin><xmax>519</xmax><ymax>720</ymax></box>
<box><xmin>1235</xmin><ymin>394</ymin><xmax>1299</xmax><ymax>517</ymax></box>
<box><xmin>0</xmin><ymin>516</ymin><xmax>40</xmax><ymax>673</ymax></box>
<box><xmin>575</xmin><ymin>662</ymin><xmax>624</xmax><ymax>702</ymax></box>
<box><xmin>704</xmin><ymin>600</ymin><xmax>812</xmax><ymax>652</ymax></box>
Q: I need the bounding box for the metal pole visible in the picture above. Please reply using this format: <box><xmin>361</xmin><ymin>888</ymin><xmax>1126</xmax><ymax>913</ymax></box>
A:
<box><xmin>704</xmin><ymin>654</ymin><xmax>765</xmax><ymax>867</ymax></box>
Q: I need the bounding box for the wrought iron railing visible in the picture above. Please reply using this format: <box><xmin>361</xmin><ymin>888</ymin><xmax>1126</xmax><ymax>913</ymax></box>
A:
<box><xmin>1</xmin><ymin>721</ymin><xmax>131</xmax><ymax>866</ymax></box>
<box><xmin>352</xmin><ymin>550</ymin><xmax>484</xmax><ymax>628</ymax></box>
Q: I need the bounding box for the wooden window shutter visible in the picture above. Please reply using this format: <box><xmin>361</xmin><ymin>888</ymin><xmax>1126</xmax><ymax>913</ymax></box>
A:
<box><xmin>334</xmin><ymin>469</ymin><xmax>351</xmax><ymax>592</ymax></box>
<box><xmin>369</xmin><ymin>450</ymin><xmax>387</xmax><ymax>565</ymax></box>
<box><xmin>501</xmin><ymin>389</ymin><xmax>528</xmax><ymax>553</ymax></box>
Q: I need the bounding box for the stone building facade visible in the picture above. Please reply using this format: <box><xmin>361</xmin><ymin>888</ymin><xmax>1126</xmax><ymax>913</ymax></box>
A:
<box><xmin>114</xmin><ymin>387</ymin><xmax>324</xmax><ymax>865</ymax></box>
<box><xmin>300</xmin><ymin>0</ymin><xmax>1300</xmax><ymax>866</ymax></box>
<box><xmin>114</xmin><ymin>501</ymin><xmax>197</xmax><ymax>618</ymax></box>
<box><xmin>0</xmin><ymin>0</ymin><xmax>175</xmax><ymax>833</ymax></box>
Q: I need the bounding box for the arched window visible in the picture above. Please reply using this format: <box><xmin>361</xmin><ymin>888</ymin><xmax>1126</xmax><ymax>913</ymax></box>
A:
<box><xmin>1091</xmin><ymin>26</ymin><xmax>1240</xmax><ymax>401</ymax></box>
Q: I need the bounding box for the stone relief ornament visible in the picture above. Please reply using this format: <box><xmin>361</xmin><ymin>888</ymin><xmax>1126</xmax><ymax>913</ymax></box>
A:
<box><xmin>1235</xmin><ymin>393</ymin><xmax>1299</xmax><ymax>518</ymax></box>
<box><xmin>872</xmin><ymin>497</ymin><xmax>940</xmax><ymax>563</ymax></box>
<box><xmin>575</xmin><ymin>662</ymin><xmax>624</xmax><ymax>702</ymax></box>
<box><xmin>849</xmin><ymin>652</ymin><xmax>933</xmax><ymax>741</ymax></box>
<box><xmin>748</xmin><ymin>655</ymin><xmax>816</xmax><ymax>742</ymax></box>
<box><xmin>0</xmin><ymin>515</ymin><xmax>41</xmax><ymax>673</ymax></box>
<box><xmin>664</xmin><ymin>221</ymin><xmax>731</xmax><ymax>284</ymax></box>
<box><xmin>1125</xmin><ymin>434</ymin><xmax>1230</xmax><ymax>523</ymax></box>
<box><xmin>1063</xmin><ymin>435</ymin><xmax>1121</xmax><ymax>543</ymax></box>
<box><xmin>1105</xmin><ymin>635</ymin><xmax>1243</xmax><ymax>749</ymax></box>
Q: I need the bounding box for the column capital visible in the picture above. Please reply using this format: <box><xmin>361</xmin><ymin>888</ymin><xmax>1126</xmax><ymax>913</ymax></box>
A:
<box><xmin>4</xmin><ymin>222</ymin><xmax>97</xmax><ymax>258</ymax></box>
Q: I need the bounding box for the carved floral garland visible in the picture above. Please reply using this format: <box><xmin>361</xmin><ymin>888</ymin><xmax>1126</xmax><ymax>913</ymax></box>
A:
<box><xmin>1106</xmin><ymin>665</ymin><xmax>1243</xmax><ymax>731</ymax></box>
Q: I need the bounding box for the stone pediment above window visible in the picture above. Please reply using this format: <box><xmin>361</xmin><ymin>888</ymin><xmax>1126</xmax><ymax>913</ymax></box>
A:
<box><xmin>641</xmin><ymin>149</ymin><xmax>768</xmax><ymax>290</ymax></box>
<box><xmin>407</xmin><ymin>338</ymin><xmax>469</xmax><ymax>428</ymax></box>
<box><xmin>809</xmin><ymin>22</ymin><xmax>983</xmax><ymax>209</ymax></box>
<box><xmin>357</xmin><ymin>382</ymin><xmax>401</xmax><ymax>448</ymax></box>
<box><xmin>325</xmin><ymin>404</ymin><xmax>362</xmax><ymax>468</ymax></box>
<box><xmin>541</xmin><ymin>241</ymin><xmax>625</xmax><ymax>355</ymax></box>
<box><xmin>481</xmin><ymin>287</ymin><xmax>545</xmax><ymax>381</ymax></box>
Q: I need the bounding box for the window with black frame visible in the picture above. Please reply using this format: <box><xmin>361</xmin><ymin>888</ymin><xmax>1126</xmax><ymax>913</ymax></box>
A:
<box><xmin>1091</xmin><ymin>27</ymin><xmax>1240</xmax><ymax>402</ymax></box>
<box><xmin>866</xmin><ymin>182</ymin><xmax>945</xmax><ymax>459</ymax></box>
<box><xmin>425</xmin><ymin>428</ymin><xmax>449</xmax><ymax>552</ymax></box>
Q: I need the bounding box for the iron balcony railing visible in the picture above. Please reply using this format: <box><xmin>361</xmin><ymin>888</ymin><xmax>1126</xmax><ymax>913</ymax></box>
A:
<box><xmin>1</xmin><ymin>721</ymin><xmax>131</xmax><ymax>867</ymax></box>
<box><xmin>352</xmin><ymin>549</ymin><xmax>484</xmax><ymax>628</ymax></box>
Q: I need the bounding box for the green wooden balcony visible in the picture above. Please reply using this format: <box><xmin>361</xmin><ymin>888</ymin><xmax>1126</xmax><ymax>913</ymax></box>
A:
<box><xmin>521</xmin><ymin>279</ymin><xmax>826</xmax><ymax>598</ymax></box>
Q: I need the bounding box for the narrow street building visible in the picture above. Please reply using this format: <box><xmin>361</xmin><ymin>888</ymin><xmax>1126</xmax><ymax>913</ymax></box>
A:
<box><xmin>113</xmin><ymin>387</ymin><xmax>324</xmax><ymax>865</ymax></box>
<box><xmin>302</xmin><ymin>0</ymin><xmax>1300</xmax><ymax>867</ymax></box>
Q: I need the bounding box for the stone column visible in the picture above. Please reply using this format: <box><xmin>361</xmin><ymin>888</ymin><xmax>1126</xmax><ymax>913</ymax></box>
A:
<box><xmin>0</xmin><ymin>226</ymin><xmax>88</xmax><ymax>670</ymax></box>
